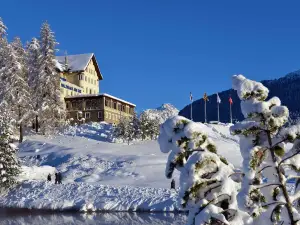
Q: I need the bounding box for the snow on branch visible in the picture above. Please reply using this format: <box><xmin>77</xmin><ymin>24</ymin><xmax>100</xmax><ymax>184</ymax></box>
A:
<box><xmin>158</xmin><ymin>116</ymin><xmax>251</xmax><ymax>225</ymax></box>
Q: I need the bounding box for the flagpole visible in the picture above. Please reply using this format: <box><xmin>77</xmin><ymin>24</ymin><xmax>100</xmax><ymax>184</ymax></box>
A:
<box><xmin>217</xmin><ymin>102</ymin><xmax>220</xmax><ymax>123</ymax></box>
<box><xmin>204</xmin><ymin>100</ymin><xmax>207</xmax><ymax>123</ymax></box>
<box><xmin>191</xmin><ymin>101</ymin><xmax>193</xmax><ymax>121</ymax></box>
<box><xmin>230</xmin><ymin>102</ymin><xmax>232</xmax><ymax>124</ymax></box>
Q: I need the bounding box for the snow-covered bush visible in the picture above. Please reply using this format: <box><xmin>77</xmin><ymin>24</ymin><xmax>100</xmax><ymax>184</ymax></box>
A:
<box><xmin>158</xmin><ymin>116</ymin><xmax>251</xmax><ymax>225</ymax></box>
<box><xmin>231</xmin><ymin>75</ymin><xmax>300</xmax><ymax>224</ymax></box>
<box><xmin>0</xmin><ymin>109</ymin><xmax>21</xmax><ymax>189</ymax></box>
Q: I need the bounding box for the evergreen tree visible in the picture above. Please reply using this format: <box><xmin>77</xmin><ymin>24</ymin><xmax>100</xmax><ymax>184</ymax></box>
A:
<box><xmin>114</xmin><ymin>116</ymin><xmax>138</xmax><ymax>144</ymax></box>
<box><xmin>148</xmin><ymin>118</ymin><xmax>159</xmax><ymax>140</ymax></box>
<box><xmin>131</xmin><ymin>112</ymin><xmax>141</xmax><ymax>140</ymax></box>
<box><xmin>0</xmin><ymin>36</ymin><xmax>31</xmax><ymax>143</ymax></box>
<box><xmin>231</xmin><ymin>75</ymin><xmax>300</xmax><ymax>224</ymax></box>
<box><xmin>26</xmin><ymin>37</ymin><xmax>42</xmax><ymax>133</ymax></box>
<box><xmin>0</xmin><ymin>17</ymin><xmax>7</xmax><ymax>69</ymax></box>
<box><xmin>10</xmin><ymin>37</ymin><xmax>32</xmax><ymax>142</ymax></box>
<box><xmin>140</xmin><ymin>114</ymin><xmax>159</xmax><ymax>140</ymax></box>
<box><xmin>140</xmin><ymin>113</ymin><xmax>151</xmax><ymax>140</ymax></box>
<box><xmin>158</xmin><ymin>116</ymin><xmax>251</xmax><ymax>225</ymax></box>
<box><xmin>113</xmin><ymin>116</ymin><xmax>129</xmax><ymax>142</ymax></box>
<box><xmin>0</xmin><ymin>108</ymin><xmax>21</xmax><ymax>189</ymax></box>
<box><xmin>38</xmin><ymin>22</ymin><xmax>65</xmax><ymax>134</ymax></box>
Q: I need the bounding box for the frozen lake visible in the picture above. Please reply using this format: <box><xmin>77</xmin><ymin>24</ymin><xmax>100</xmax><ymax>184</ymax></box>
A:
<box><xmin>0</xmin><ymin>209</ymin><xmax>187</xmax><ymax>225</ymax></box>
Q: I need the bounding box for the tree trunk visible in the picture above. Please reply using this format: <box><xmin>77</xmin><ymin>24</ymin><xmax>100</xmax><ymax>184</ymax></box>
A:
<box><xmin>35</xmin><ymin>115</ymin><xmax>39</xmax><ymax>133</ymax></box>
<box><xmin>266</xmin><ymin>131</ymin><xmax>295</xmax><ymax>224</ymax></box>
<box><xmin>19</xmin><ymin>123</ymin><xmax>23</xmax><ymax>143</ymax></box>
<box><xmin>18</xmin><ymin>105</ymin><xmax>23</xmax><ymax>143</ymax></box>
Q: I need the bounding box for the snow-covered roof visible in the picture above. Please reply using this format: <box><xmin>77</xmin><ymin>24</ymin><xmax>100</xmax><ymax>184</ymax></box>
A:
<box><xmin>56</xmin><ymin>53</ymin><xmax>103</xmax><ymax>80</ymax></box>
<box><xmin>101</xmin><ymin>93</ymin><xmax>136</xmax><ymax>107</ymax></box>
<box><xmin>65</xmin><ymin>93</ymin><xmax>136</xmax><ymax>107</ymax></box>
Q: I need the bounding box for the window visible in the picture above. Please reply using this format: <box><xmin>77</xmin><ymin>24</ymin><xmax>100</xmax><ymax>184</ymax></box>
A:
<box><xmin>118</xmin><ymin>104</ymin><xmax>121</xmax><ymax>111</ymax></box>
<box><xmin>85</xmin><ymin>112</ymin><xmax>91</xmax><ymax>119</ymax></box>
<box><xmin>77</xmin><ymin>112</ymin><xmax>82</xmax><ymax>120</ymax></box>
<box><xmin>86</xmin><ymin>88</ymin><xmax>88</xmax><ymax>93</ymax></box>
<box><xmin>122</xmin><ymin>105</ymin><xmax>125</xmax><ymax>112</ymax></box>
<box><xmin>85</xmin><ymin>76</ymin><xmax>87</xmax><ymax>81</ymax></box>
<box><xmin>109</xmin><ymin>113</ymin><xmax>111</xmax><ymax>119</ymax></box>
<box><xmin>113</xmin><ymin>102</ymin><xmax>117</xmax><ymax>109</ymax></box>
<box><xmin>90</xmin><ymin>89</ymin><xmax>92</xmax><ymax>94</ymax></box>
<box><xmin>66</xmin><ymin>102</ymin><xmax>70</xmax><ymax>109</ymax></box>
<box><xmin>98</xmin><ymin>111</ymin><xmax>103</xmax><ymax>119</ymax></box>
<box><xmin>78</xmin><ymin>74</ymin><xmax>83</xmax><ymax>80</ymax></box>
<box><xmin>105</xmin><ymin>99</ymin><xmax>109</xmax><ymax>107</ymax></box>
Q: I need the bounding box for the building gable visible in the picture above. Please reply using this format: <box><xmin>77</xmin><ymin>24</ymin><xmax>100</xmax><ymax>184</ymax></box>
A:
<box><xmin>56</xmin><ymin>53</ymin><xmax>103</xmax><ymax>80</ymax></box>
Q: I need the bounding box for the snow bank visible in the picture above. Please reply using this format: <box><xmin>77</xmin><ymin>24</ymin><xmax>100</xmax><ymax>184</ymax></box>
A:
<box><xmin>18</xmin><ymin>166</ymin><xmax>56</xmax><ymax>181</ymax></box>
<box><xmin>62</xmin><ymin>122</ymin><xmax>114</xmax><ymax>142</ymax></box>
<box><xmin>0</xmin><ymin>181</ymin><xmax>180</xmax><ymax>212</ymax></box>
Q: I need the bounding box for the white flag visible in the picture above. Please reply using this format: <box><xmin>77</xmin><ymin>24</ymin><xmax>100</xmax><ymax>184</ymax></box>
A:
<box><xmin>217</xmin><ymin>93</ymin><xmax>221</xmax><ymax>103</ymax></box>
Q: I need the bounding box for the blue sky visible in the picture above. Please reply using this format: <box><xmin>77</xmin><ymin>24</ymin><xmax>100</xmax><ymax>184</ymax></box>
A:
<box><xmin>1</xmin><ymin>1</ymin><xmax>300</xmax><ymax>111</ymax></box>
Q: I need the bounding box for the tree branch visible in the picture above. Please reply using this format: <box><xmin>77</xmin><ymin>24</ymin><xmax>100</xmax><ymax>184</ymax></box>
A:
<box><xmin>262</xmin><ymin>201</ymin><xmax>286</xmax><ymax>208</ymax></box>
<box><xmin>271</xmin><ymin>138</ymin><xmax>288</xmax><ymax>149</ymax></box>
<box><xmin>279</xmin><ymin>149</ymin><xmax>300</xmax><ymax>166</ymax></box>
<box><xmin>270</xmin><ymin>203</ymin><xmax>287</xmax><ymax>223</ymax></box>
<box><xmin>228</xmin><ymin>171</ymin><xmax>244</xmax><ymax>178</ymax></box>
<box><xmin>257</xmin><ymin>183</ymin><xmax>281</xmax><ymax>190</ymax></box>
<box><xmin>257</xmin><ymin>165</ymin><xmax>272</xmax><ymax>174</ymax></box>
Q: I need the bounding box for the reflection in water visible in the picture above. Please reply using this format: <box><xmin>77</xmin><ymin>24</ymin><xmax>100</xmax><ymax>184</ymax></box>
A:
<box><xmin>0</xmin><ymin>210</ymin><xmax>187</xmax><ymax>225</ymax></box>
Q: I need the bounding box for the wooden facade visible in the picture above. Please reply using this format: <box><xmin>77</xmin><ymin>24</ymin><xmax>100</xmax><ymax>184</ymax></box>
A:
<box><xmin>65</xmin><ymin>94</ymin><xmax>135</xmax><ymax>124</ymax></box>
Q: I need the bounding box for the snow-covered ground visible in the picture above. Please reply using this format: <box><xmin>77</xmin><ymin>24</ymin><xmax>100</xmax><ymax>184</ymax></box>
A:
<box><xmin>0</xmin><ymin>122</ymin><xmax>241</xmax><ymax>212</ymax></box>
<box><xmin>0</xmin><ymin>181</ymin><xmax>178</xmax><ymax>212</ymax></box>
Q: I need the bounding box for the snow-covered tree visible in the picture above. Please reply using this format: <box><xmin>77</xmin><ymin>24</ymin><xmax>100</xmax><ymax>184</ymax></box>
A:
<box><xmin>113</xmin><ymin>115</ymin><xmax>140</xmax><ymax>144</ymax></box>
<box><xmin>0</xmin><ymin>17</ymin><xmax>7</xmax><ymax>69</ymax></box>
<box><xmin>0</xmin><ymin>108</ymin><xmax>21</xmax><ymax>189</ymax></box>
<box><xmin>26</xmin><ymin>37</ymin><xmax>42</xmax><ymax>133</ymax></box>
<box><xmin>148</xmin><ymin>118</ymin><xmax>159</xmax><ymax>140</ymax></box>
<box><xmin>0</xmin><ymin>37</ymin><xmax>32</xmax><ymax>143</ymax></box>
<box><xmin>114</xmin><ymin>116</ymin><xmax>128</xmax><ymax>142</ymax></box>
<box><xmin>11</xmin><ymin>37</ymin><xmax>32</xmax><ymax>142</ymax></box>
<box><xmin>140</xmin><ymin>113</ymin><xmax>160</xmax><ymax>140</ymax></box>
<box><xmin>132</xmin><ymin>112</ymin><xmax>141</xmax><ymax>140</ymax></box>
<box><xmin>158</xmin><ymin>116</ymin><xmax>251</xmax><ymax>225</ymax></box>
<box><xmin>38</xmin><ymin>22</ymin><xmax>65</xmax><ymax>134</ymax></box>
<box><xmin>231</xmin><ymin>75</ymin><xmax>300</xmax><ymax>224</ymax></box>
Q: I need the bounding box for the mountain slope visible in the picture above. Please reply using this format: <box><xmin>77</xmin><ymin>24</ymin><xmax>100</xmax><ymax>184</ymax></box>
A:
<box><xmin>141</xmin><ymin>103</ymin><xmax>179</xmax><ymax>124</ymax></box>
<box><xmin>179</xmin><ymin>70</ymin><xmax>300</xmax><ymax>122</ymax></box>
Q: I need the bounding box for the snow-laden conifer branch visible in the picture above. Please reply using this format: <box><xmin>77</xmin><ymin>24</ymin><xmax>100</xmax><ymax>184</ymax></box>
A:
<box><xmin>158</xmin><ymin>116</ymin><xmax>252</xmax><ymax>225</ymax></box>
<box><xmin>231</xmin><ymin>74</ymin><xmax>300</xmax><ymax>224</ymax></box>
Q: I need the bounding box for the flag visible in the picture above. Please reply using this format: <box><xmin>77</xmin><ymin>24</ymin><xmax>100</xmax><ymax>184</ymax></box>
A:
<box><xmin>229</xmin><ymin>96</ymin><xmax>233</xmax><ymax>105</ymax></box>
<box><xmin>190</xmin><ymin>92</ymin><xmax>193</xmax><ymax>101</ymax></box>
<box><xmin>217</xmin><ymin>93</ymin><xmax>221</xmax><ymax>103</ymax></box>
<box><xmin>203</xmin><ymin>92</ymin><xmax>209</xmax><ymax>101</ymax></box>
